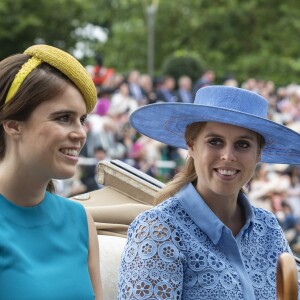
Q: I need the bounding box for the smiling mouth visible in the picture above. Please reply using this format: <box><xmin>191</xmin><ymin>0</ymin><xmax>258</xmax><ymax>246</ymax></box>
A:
<box><xmin>60</xmin><ymin>148</ymin><xmax>79</xmax><ymax>157</ymax></box>
<box><xmin>215</xmin><ymin>168</ymin><xmax>239</xmax><ymax>176</ymax></box>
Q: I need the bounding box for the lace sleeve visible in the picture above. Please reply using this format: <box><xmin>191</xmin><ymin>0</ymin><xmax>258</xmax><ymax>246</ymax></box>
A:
<box><xmin>118</xmin><ymin>210</ymin><xmax>183</xmax><ymax>299</ymax></box>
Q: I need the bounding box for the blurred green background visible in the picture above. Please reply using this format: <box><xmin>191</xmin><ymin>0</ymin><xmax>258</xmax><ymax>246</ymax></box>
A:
<box><xmin>1</xmin><ymin>0</ymin><xmax>300</xmax><ymax>85</ymax></box>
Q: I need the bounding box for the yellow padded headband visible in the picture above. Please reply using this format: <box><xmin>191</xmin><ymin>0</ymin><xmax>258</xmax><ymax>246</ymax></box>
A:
<box><xmin>5</xmin><ymin>44</ymin><xmax>97</xmax><ymax>113</ymax></box>
<box><xmin>5</xmin><ymin>57</ymin><xmax>42</xmax><ymax>103</ymax></box>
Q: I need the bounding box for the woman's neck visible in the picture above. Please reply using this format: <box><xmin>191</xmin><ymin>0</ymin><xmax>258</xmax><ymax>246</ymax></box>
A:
<box><xmin>0</xmin><ymin>162</ymin><xmax>47</xmax><ymax>207</ymax></box>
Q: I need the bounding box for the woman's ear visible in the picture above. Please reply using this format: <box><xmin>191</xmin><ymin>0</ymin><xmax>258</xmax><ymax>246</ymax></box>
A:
<box><xmin>2</xmin><ymin>120</ymin><xmax>22</xmax><ymax>139</ymax></box>
<box><xmin>256</xmin><ymin>153</ymin><xmax>261</xmax><ymax>163</ymax></box>
<box><xmin>187</xmin><ymin>141</ymin><xmax>194</xmax><ymax>158</ymax></box>
<box><xmin>256</xmin><ymin>148</ymin><xmax>262</xmax><ymax>163</ymax></box>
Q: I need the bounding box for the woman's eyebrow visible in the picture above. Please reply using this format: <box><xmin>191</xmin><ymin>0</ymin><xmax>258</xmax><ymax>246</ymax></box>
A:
<box><xmin>238</xmin><ymin>135</ymin><xmax>256</xmax><ymax>140</ymax></box>
<box><xmin>48</xmin><ymin>110</ymin><xmax>77</xmax><ymax>117</ymax></box>
<box><xmin>204</xmin><ymin>132</ymin><xmax>256</xmax><ymax>140</ymax></box>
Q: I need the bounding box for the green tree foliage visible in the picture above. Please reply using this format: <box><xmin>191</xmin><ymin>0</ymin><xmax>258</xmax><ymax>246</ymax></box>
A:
<box><xmin>161</xmin><ymin>51</ymin><xmax>204</xmax><ymax>82</ymax></box>
<box><xmin>94</xmin><ymin>0</ymin><xmax>300</xmax><ymax>85</ymax></box>
<box><xmin>1</xmin><ymin>0</ymin><xmax>300</xmax><ymax>85</ymax></box>
<box><xmin>0</xmin><ymin>0</ymin><xmax>89</xmax><ymax>59</ymax></box>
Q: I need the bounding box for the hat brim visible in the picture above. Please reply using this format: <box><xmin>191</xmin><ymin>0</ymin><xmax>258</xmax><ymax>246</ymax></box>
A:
<box><xmin>130</xmin><ymin>102</ymin><xmax>300</xmax><ymax>164</ymax></box>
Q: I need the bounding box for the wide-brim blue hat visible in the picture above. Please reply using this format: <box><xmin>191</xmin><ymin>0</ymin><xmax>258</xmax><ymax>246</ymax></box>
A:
<box><xmin>130</xmin><ymin>85</ymin><xmax>300</xmax><ymax>164</ymax></box>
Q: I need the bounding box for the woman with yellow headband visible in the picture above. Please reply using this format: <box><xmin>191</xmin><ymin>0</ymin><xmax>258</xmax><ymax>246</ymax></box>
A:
<box><xmin>0</xmin><ymin>45</ymin><xmax>103</xmax><ymax>299</ymax></box>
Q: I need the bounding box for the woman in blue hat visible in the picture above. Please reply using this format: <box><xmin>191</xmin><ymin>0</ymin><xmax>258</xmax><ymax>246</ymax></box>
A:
<box><xmin>118</xmin><ymin>86</ymin><xmax>300</xmax><ymax>299</ymax></box>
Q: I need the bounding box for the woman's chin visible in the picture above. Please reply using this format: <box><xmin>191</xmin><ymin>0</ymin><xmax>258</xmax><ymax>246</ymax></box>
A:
<box><xmin>54</xmin><ymin>168</ymin><xmax>77</xmax><ymax>180</ymax></box>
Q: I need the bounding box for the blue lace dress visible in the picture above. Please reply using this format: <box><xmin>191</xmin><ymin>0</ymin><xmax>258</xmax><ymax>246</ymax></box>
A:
<box><xmin>118</xmin><ymin>183</ymin><xmax>299</xmax><ymax>299</ymax></box>
<box><xmin>0</xmin><ymin>192</ymin><xmax>95</xmax><ymax>300</ymax></box>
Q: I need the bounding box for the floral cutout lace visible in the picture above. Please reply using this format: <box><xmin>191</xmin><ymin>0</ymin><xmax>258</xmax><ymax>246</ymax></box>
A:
<box><xmin>118</xmin><ymin>196</ymin><xmax>295</xmax><ymax>299</ymax></box>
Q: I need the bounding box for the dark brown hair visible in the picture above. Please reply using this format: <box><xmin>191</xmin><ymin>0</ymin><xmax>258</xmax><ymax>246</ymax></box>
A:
<box><xmin>0</xmin><ymin>54</ymin><xmax>75</xmax><ymax>192</ymax></box>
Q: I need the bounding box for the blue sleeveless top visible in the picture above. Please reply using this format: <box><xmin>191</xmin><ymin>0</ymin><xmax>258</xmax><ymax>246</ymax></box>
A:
<box><xmin>0</xmin><ymin>192</ymin><xmax>95</xmax><ymax>300</ymax></box>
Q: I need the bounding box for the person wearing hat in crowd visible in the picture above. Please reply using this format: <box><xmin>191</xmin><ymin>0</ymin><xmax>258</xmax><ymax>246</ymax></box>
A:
<box><xmin>0</xmin><ymin>45</ymin><xmax>102</xmax><ymax>299</ymax></box>
<box><xmin>118</xmin><ymin>86</ymin><xmax>300</xmax><ymax>299</ymax></box>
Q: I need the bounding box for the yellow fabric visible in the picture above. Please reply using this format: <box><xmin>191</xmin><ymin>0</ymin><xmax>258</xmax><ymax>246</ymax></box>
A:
<box><xmin>5</xmin><ymin>57</ymin><xmax>42</xmax><ymax>103</ymax></box>
<box><xmin>24</xmin><ymin>45</ymin><xmax>97</xmax><ymax>113</ymax></box>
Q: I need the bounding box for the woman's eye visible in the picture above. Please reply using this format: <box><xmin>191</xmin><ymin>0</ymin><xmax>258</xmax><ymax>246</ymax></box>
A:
<box><xmin>80</xmin><ymin>116</ymin><xmax>87</xmax><ymax>125</ymax></box>
<box><xmin>57</xmin><ymin>115</ymin><xmax>69</xmax><ymax>122</ymax></box>
<box><xmin>236</xmin><ymin>141</ymin><xmax>250</xmax><ymax>149</ymax></box>
<box><xmin>208</xmin><ymin>138</ymin><xmax>222</xmax><ymax>146</ymax></box>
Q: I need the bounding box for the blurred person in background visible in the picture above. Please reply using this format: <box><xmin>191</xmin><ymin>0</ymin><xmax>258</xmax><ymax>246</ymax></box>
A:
<box><xmin>241</xmin><ymin>78</ymin><xmax>258</xmax><ymax>93</ymax></box>
<box><xmin>127</xmin><ymin>142</ymin><xmax>156</xmax><ymax>177</ymax></box>
<box><xmin>192</xmin><ymin>69</ymin><xmax>215</xmax><ymax>96</ymax></box>
<box><xmin>92</xmin><ymin>52</ymin><xmax>115</xmax><ymax>89</ymax></box>
<box><xmin>284</xmin><ymin>165</ymin><xmax>300</xmax><ymax>218</ymax></box>
<box><xmin>156</xmin><ymin>75</ymin><xmax>177</xmax><ymax>102</ymax></box>
<box><xmin>127</xmin><ymin>69</ymin><xmax>144</xmax><ymax>105</ymax></box>
<box><xmin>139</xmin><ymin>73</ymin><xmax>158</xmax><ymax>104</ymax></box>
<box><xmin>110</xmin><ymin>81</ymin><xmax>138</xmax><ymax>116</ymax></box>
<box><xmin>176</xmin><ymin>75</ymin><xmax>193</xmax><ymax>103</ymax></box>
<box><xmin>223</xmin><ymin>75</ymin><xmax>238</xmax><ymax>87</ymax></box>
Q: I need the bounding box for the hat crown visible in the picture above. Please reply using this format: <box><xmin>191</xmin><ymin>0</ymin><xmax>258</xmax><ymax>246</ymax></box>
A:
<box><xmin>195</xmin><ymin>86</ymin><xmax>268</xmax><ymax>118</ymax></box>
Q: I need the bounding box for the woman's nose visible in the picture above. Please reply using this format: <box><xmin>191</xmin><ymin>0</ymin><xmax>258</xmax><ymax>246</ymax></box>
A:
<box><xmin>70</xmin><ymin>124</ymin><xmax>87</xmax><ymax>141</ymax></box>
<box><xmin>220</xmin><ymin>146</ymin><xmax>237</xmax><ymax>161</ymax></box>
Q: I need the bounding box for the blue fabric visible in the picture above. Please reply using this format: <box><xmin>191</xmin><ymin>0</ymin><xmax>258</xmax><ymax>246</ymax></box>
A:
<box><xmin>118</xmin><ymin>183</ymin><xmax>299</xmax><ymax>299</ymax></box>
<box><xmin>0</xmin><ymin>192</ymin><xmax>94</xmax><ymax>300</ymax></box>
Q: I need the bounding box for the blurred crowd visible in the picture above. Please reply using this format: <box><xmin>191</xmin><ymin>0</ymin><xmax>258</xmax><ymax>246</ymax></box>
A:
<box><xmin>55</xmin><ymin>55</ymin><xmax>300</xmax><ymax>255</ymax></box>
